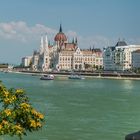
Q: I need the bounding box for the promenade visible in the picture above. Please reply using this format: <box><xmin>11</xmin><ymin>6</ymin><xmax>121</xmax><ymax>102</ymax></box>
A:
<box><xmin>18</xmin><ymin>70</ymin><xmax>140</xmax><ymax>80</ymax></box>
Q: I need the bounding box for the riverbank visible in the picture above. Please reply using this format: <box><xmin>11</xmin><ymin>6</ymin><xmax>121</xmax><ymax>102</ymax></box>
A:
<box><xmin>9</xmin><ymin>70</ymin><xmax>140</xmax><ymax>80</ymax></box>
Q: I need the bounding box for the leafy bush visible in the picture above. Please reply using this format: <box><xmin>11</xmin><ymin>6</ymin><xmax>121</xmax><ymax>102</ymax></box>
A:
<box><xmin>0</xmin><ymin>82</ymin><xmax>45</xmax><ymax>140</ymax></box>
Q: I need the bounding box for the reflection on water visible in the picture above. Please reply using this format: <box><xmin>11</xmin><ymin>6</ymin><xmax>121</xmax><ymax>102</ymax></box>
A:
<box><xmin>121</xmin><ymin>80</ymin><xmax>134</xmax><ymax>90</ymax></box>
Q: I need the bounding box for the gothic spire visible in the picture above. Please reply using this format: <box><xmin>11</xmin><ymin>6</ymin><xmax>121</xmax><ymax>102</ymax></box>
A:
<box><xmin>39</xmin><ymin>35</ymin><xmax>44</xmax><ymax>54</ymax></box>
<box><xmin>44</xmin><ymin>34</ymin><xmax>49</xmax><ymax>53</ymax></box>
<box><xmin>41</xmin><ymin>35</ymin><xmax>43</xmax><ymax>47</ymax></box>
<box><xmin>59</xmin><ymin>24</ymin><xmax>62</xmax><ymax>32</ymax></box>
<box><xmin>48</xmin><ymin>40</ymin><xmax>50</xmax><ymax>46</ymax></box>
<box><xmin>45</xmin><ymin>34</ymin><xmax>48</xmax><ymax>46</ymax></box>
<box><xmin>72</xmin><ymin>37</ymin><xmax>75</xmax><ymax>44</ymax></box>
<box><xmin>75</xmin><ymin>37</ymin><xmax>78</xmax><ymax>44</ymax></box>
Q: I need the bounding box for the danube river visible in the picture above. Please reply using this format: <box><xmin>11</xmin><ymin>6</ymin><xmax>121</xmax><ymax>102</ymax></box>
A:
<box><xmin>0</xmin><ymin>72</ymin><xmax>140</xmax><ymax>140</ymax></box>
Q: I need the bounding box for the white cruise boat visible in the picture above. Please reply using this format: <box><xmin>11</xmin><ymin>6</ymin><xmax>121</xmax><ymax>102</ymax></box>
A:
<box><xmin>40</xmin><ymin>74</ymin><xmax>54</xmax><ymax>80</ymax></box>
<box><xmin>68</xmin><ymin>74</ymin><xmax>85</xmax><ymax>80</ymax></box>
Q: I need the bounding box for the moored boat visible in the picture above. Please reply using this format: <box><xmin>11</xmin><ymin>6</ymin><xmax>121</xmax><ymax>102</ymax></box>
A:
<box><xmin>68</xmin><ymin>74</ymin><xmax>85</xmax><ymax>80</ymax></box>
<box><xmin>40</xmin><ymin>74</ymin><xmax>54</xmax><ymax>80</ymax></box>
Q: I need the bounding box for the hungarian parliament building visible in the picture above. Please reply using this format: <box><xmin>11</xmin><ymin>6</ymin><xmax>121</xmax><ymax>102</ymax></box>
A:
<box><xmin>21</xmin><ymin>25</ymin><xmax>103</xmax><ymax>72</ymax></box>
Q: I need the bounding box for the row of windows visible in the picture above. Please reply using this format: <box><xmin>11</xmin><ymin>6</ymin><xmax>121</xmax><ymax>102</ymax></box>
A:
<box><xmin>59</xmin><ymin>61</ymin><xmax>102</xmax><ymax>64</ymax></box>
<box><xmin>60</xmin><ymin>58</ymin><xmax>72</xmax><ymax>61</ymax></box>
<box><xmin>60</xmin><ymin>65</ymin><xmax>83</xmax><ymax>69</ymax></box>
<box><xmin>59</xmin><ymin>62</ymin><xmax>102</xmax><ymax>66</ymax></box>
<box><xmin>60</xmin><ymin>54</ymin><xmax>97</xmax><ymax>57</ymax></box>
<box><xmin>59</xmin><ymin>57</ymin><xmax>101</xmax><ymax>61</ymax></box>
<box><xmin>59</xmin><ymin>58</ymin><xmax>102</xmax><ymax>61</ymax></box>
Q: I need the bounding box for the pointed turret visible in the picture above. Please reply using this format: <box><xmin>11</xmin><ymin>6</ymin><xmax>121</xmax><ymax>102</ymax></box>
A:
<box><xmin>59</xmin><ymin>24</ymin><xmax>62</xmax><ymax>33</ymax></box>
<box><xmin>48</xmin><ymin>40</ymin><xmax>50</xmax><ymax>46</ymax></box>
<box><xmin>40</xmin><ymin>35</ymin><xmax>44</xmax><ymax>54</ymax></box>
<box><xmin>44</xmin><ymin>34</ymin><xmax>49</xmax><ymax>53</ymax></box>
<box><xmin>45</xmin><ymin>34</ymin><xmax>48</xmax><ymax>46</ymax></box>
<box><xmin>41</xmin><ymin>35</ymin><xmax>43</xmax><ymax>47</ymax></box>
<box><xmin>72</xmin><ymin>37</ymin><xmax>75</xmax><ymax>44</ymax></box>
<box><xmin>90</xmin><ymin>46</ymin><xmax>91</xmax><ymax>51</ymax></box>
<box><xmin>75</xmin><ymin>37</ymin><xmax>78</xmax><ymax>44</ymax></box>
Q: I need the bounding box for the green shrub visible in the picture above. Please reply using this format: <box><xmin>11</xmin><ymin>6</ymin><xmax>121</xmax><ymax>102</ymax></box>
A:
<box><xmin>0</xmin><ymin>82</ymin><xmax>45</xmax><ymax>140</ymax></box>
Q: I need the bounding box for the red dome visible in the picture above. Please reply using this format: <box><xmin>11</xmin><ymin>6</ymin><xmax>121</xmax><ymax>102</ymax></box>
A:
<box><xmin>54</xmin><ymin>32</ymin><xmax>67</xmax><ymax>42</ymax></box>
<box><xmin>54</xmin><ymin>24</ymin><xmax>67</xmax><ymax>42</ymax></box>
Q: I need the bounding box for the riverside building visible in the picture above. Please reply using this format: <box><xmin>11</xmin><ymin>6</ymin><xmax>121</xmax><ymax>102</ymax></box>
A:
<box><xmin>22</xmin><ymin>25</ymin><xmax>103</xmax><ymax>72</ymax></box>
<box><xmin>132</xmin><ymin>50</ymin><xmax>140</xmax><ymax>69</ymax></box>
<box><xmin>21</xmin><ymin>56</ymin><xmax>32</xmax><ymax>67</ymax></box>
<box><xmin>103</xmin><ymin>40</ymin><xmax>140</xmax><ymax>71</ymax></box>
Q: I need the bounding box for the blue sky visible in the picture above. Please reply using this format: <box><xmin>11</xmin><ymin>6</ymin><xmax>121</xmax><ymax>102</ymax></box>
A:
<box><xmin>0</xmin><ymin>0</ymin><xmax>140</xmax><ymax>64</ymax></box>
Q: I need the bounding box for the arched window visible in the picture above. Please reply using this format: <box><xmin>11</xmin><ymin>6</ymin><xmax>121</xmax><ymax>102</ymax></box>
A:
<box><xmin>79</xmin><ymin>64</ymin><xmax>82</xmax><ymax>70</ymax></box>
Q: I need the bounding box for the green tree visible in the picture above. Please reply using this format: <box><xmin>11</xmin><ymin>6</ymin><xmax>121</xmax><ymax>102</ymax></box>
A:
<box><xmin>0</xmin><ymin>82</ymin><xmax>45</xmax><ymax>140</ymax></box>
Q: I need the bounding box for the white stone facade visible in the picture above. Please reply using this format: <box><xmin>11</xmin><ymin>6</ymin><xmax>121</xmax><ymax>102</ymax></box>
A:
<box><xmin>103</xmin><ymin>40</ymin><xmax>140</xmax><ymax>71</ymax></box>
<box><xmin>103</xmin><ymin>46</ymin><xmax>116</xmax><ymax>70</ymax></box>
<box><xmin>21</xmin><ymin>56</ymin><xmax>32</xmax><ymax>67</ymax></box>
<box><xmin>22</xmin><ymin>25</ymin><xmax>103</xmax><ymax>72</ymax></box>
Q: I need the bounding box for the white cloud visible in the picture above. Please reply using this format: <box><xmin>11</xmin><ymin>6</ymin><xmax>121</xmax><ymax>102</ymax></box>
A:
<box><xmin>0</xmin><ymin>21</ymin><xmax>57</xmax><ymax>42</ymax></box>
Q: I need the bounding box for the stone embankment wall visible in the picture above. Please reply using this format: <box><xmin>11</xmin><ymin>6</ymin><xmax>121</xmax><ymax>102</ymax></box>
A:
<box><xmin>21</xmin><ymin>70</ymin><xmax>140</xmax><ymax>78</ymax></box>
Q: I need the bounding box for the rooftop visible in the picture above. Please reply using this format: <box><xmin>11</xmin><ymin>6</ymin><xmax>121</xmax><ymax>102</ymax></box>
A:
<box><xmin>115</xmin><ymin>40</ymin><xmax>127</xmax><ymax>46</ymax></box>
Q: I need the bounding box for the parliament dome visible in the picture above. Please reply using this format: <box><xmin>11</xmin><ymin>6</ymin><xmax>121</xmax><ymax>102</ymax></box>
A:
<box><xmin>54</xmin><ymin>24</ymin><xmax>67</xmax><ymax>42</ymax></box>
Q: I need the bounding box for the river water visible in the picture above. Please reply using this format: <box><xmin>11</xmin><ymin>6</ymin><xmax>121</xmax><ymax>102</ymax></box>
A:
<box><xmin>0</xmin><ymin>72</ymin><xmax>140</xmax><ymax>140</ymax></box>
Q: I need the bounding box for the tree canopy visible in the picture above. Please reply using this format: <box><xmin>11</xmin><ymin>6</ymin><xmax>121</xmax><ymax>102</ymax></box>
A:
<box><xmin>0</xmin><ymin>82</ymin><xmax>45</xmax><ymax>140</ymax></box>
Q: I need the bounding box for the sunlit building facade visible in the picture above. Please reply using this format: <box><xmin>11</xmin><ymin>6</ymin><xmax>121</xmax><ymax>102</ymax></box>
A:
<box><xmin>22</xmin><ymin>25</ymin><xmax>103</xmax><ymax>72</ymax></box>
<box><xmin>21</xmin><ymin>56</ymin><xmax>32</xmax><ymax>67</ymax></box>
<box><xmin>103</xmin><ymin>40</ymin><xmax>140</xmax><ymax>71</ymax></box>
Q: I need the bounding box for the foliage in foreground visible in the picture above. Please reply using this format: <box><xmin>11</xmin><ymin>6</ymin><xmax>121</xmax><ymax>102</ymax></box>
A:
<box><xmin>0</xmin><ymin>82</ymin><xmax>45</xmax><ymax>140</ymax></box>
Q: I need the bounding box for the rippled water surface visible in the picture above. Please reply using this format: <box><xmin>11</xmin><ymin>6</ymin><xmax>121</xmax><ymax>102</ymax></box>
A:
<box><xmin>0</xmin><ymin>72</ymin><xmax>140</xmax><ymax>140</ymax></box>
